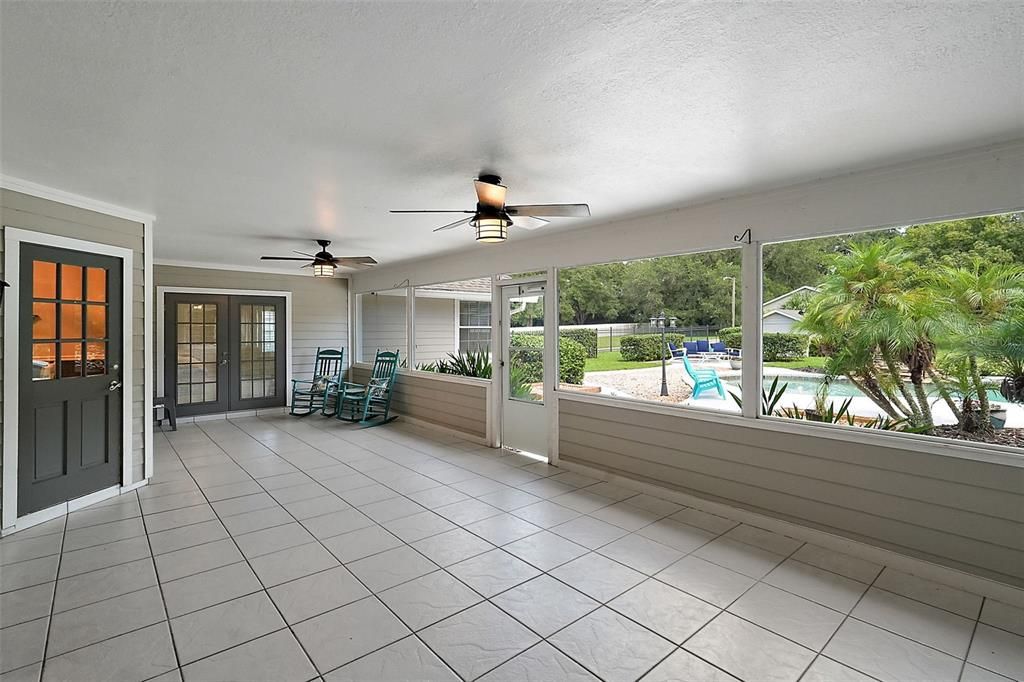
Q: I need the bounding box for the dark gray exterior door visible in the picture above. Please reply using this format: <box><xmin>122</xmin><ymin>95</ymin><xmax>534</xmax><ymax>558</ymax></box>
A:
<box><xmin>19</xmin><ymin>244</ymin><xmax>123</xmax><ymax>516</ymax></box>
<box><xmin>165</xmin><ymin>294</ymin><xmax>286</xmax><ymax>416</ymax></box>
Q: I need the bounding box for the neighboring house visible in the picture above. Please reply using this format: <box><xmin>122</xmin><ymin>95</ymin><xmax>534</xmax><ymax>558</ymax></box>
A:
<box><xmin>361</xmin><ymin>278</ymin><xmax>492</xmax><ymax>365</ymax></box>
<box><xmin>761</xmin><ymin>285</ymin><xmax>820</xmax><ymax>333</ymax></box>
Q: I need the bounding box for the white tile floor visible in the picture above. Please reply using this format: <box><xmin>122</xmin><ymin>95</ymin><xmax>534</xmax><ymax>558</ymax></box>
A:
<box><xmin>1</xmin><ymin>414</ymin><xmax>1022</xmax><ymax>682</ymax></box>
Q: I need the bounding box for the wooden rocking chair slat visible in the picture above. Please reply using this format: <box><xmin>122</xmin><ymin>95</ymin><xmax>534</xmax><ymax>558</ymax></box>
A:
<box><xmin>290</xmin><ymin>347</ymin><xmax>345</xmax><ymax>416</ymax></box>
<box><xmin>336</xmin><ymin>349</ymin><xmax>400</xmax><ymax>426</ymax></box>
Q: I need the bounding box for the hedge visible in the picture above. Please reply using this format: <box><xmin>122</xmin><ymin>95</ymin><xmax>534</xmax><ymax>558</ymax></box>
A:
<box><xmin>509</xmin><ymin>332</ymin><xmax>587</xmax><ymax>385</ymax></box>
<box><xmin>718</xmin><ymin>326</ymin><xmax>742</xmax><ymax>349</ymax></box>
<box><xmin>559</xmin><ymin>328</ymin><xmax>598</xmax><ymax>358</ymax></box>
<box><xmin>619</xmin><ymin>333</ymin><xmax>686</xmax><ymax>361</ymax></box>
<box><xmin>717</xmin><ymin>327</ymin><xmax>808</xmax><ymax>361</ymax></box>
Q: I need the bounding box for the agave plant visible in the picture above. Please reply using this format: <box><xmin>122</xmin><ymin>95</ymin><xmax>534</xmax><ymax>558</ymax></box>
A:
<box><xmin>431</xmin><ymin>350</ymin><xmax>492</xmax><ymax>379</ymax></box>
<box><xmin>729</xmin><ymin>376</ymin><xmax>789</xmax><ymax>416</ymax></box>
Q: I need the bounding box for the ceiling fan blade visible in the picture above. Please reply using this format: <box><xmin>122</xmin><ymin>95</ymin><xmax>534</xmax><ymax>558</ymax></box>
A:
<box><xmin>505</xmin><ymin>203</ymin><xmax>590</xmax><ymax>218</ymax></box>
<box><xmin>433</xmin><ymin>217</ymin><xmax>473</xmax><ymax>232</ymax></box>
<box><xmin>260</xmin><ymin>256</ymin><xmax>314</xmax><ymax>261</ymax></box>
<box><xmin>474</xmin><ymin>179</ymin><xmax>507</xmax><ymax>208</ymax></box>
<box><xmin>293</xmin><ymin>250</ymin><xmax>316</xmax><ymax>257</ymax></box>
<box><xmin>511</xmin><ymin>216</ymin><xmax>549</xmax><ymax>230</ymax></box>
<box><xmin>391</xmin><ymin>210</ymin><xmax>475</xmax><ymax>214</ymax></box>
<box><xmin>334</xmin><ymin>256</ymin><xmax>378</xmax><ymax>266</ymax></box>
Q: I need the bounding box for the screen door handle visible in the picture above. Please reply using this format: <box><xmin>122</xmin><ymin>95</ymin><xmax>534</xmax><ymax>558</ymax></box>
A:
<box><xmin>107</xmin><ymin>380</ymin><xmax>122</xmax><ymax>392</ymax></box>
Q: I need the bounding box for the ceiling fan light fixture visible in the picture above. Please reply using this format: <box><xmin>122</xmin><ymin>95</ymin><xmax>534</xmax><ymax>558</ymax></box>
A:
<box><xmin>313</xmin><ymin>262</ymin><xmax>336</xmax><ymax>278</ymax></box>
<box><xmin>471</xmin><ymin>210</ymin><xmax>511</xmax><ymax>243</ymax></box>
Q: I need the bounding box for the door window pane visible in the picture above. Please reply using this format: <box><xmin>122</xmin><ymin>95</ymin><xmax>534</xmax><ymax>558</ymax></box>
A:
<box><xmin>61</xmin><ymin>264</ymin><xmax>83</xmax><ymax>300</ymax></box>
<box><xmin>86</xmin><ymin>342</ymin><xmax>106</xmax><ymax>376</ymax></box>
<box><xmin>86</xmin><ymin>305</ymin><xmax>106</xmax><ymax>338</ymax></box>
<box><xmin>509</xmin><ymin>290</ymin><xmax>544</xmax><ymax>402</ymax></box>
<box><xmin>86</xmin><ymin>268</ymin><xmax>107</xmax><ymax>302</ymax></box>
<box><xmin>60</xmin><ymin>342</ymin><xmax>83</xmax><ymax>378</ymax></box>
<box><xmin>32</xmin><ymin>342</ymin><xmax>56</xmax><ymax>381</ymax></box>
<box><xmin>191</xmin><ymin>305</ymin><xmax>204</xmax><ymax>323</ymax></box>
<box><xmin>33</xmin><ymin>302</ymin><xmax>56</xmax><ymax>339</ymax></box>
<box><xmin>33</xmin><ymin>261</ymin><xmax>57</xmax><ymax>299</ymax></box>
<box><xmin>60</xmin><ymin>304</ymin><xmax>83</xmax><ymax>339</ymax></box>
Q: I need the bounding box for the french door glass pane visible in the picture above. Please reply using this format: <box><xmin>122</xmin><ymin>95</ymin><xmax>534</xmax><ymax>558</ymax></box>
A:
<box><xmin>177</xmin><ymin>303</ymin><xmax>218</xmax><ymax>404</ymax></box>
<box><xmin>33</xmin><ymin>261</ymin><xmax>57</xmax><ymax>299</ymax></box>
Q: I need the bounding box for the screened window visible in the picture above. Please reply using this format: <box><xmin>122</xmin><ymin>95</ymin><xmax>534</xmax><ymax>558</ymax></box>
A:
<box><xmin>412</xmin><ymin>279</ymin><xmax>492</xmax><ymax>377</ymax></box>
<box><xmin>557</xmin><ymin>247</ymin><xmax>742</xmax><ymax>412</ymax></box>
<box><xmin>358</xmin><ymin>289</ymin><xmax>408</xmax><ymax>364</ymax></box>
<box><xmin>761</xmin><ymin>211</ymin><xmax>1023</xmax><ymax>453</ymax></box>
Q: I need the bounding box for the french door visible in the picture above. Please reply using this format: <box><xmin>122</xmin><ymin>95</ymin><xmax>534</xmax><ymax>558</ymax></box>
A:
<box><xmin>164</xmin><ymin>294</ymin><xmax>286</xmax><ymax>416</ymax></box>
<box><xmin>19</xmin><ymin>244</ymin><xmax>123</xmax><ymax>516</ymax></box>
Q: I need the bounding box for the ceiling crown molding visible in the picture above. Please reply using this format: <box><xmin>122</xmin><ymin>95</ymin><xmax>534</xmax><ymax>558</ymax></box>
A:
<box><xmin>0</xmin><ymin>175</ymin><xmax>155</xmax><ymax>225</ymax></box>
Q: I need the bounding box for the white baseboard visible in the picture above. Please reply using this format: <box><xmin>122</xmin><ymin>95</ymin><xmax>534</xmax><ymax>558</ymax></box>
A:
<box><xmin>1</xmin><ymin>479</ymin><xmax>150</xmax><ymax>536</ymax></box>
<box><xmin>558</xmin><ymin>458</ymin><xmax>1024</xmax><ymax>609</ymax></box>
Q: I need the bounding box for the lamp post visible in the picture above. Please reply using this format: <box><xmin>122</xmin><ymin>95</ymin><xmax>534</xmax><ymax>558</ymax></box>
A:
<box><xmin>722</xmin><ymin>276</ymin><xmax>736</xmax><ymax>328</ymax></box>
<box><xmin>649</xmin><ymin>310</ymin><xmax>678</xmax><ymax>396</ymax></box>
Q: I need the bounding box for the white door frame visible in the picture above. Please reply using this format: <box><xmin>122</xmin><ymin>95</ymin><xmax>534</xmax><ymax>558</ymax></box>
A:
<box><xmin>496</xmin><ymin>274</ymin><xmax>556</xmax><ymax>459</ymax></box>
<box><xmin>156</xmin><ymin>286</ymin><xmax>294</xmax><ymax>409</ymax></box>
<box><xmin>2</xmin><ymin>227</ymin><xmax>136</xmax><ymax>531</ymax></box>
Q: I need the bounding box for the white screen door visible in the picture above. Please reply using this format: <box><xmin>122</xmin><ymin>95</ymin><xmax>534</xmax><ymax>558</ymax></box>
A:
<box><xmin>500</xmin><ymin>282</ymin><xmax>549</xmax><ymax>457</ymax></box>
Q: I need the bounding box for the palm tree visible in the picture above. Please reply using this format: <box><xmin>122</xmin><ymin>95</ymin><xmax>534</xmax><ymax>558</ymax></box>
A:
<box><xmin>932</xmin><ymin>262</ymin><xmax>1024</xmax><ymax>432</ymax></box>
<box><xmin>798</xmin><ymin>242</ymin><xmax>942</xmax><ymax>429</ymax></box>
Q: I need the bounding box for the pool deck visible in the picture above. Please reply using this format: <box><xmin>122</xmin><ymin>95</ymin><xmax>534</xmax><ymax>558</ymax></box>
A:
<box><xmin>583</xmin><ymin>360</ymin><xmax>1024</xmax><ymax>429</ymax></box>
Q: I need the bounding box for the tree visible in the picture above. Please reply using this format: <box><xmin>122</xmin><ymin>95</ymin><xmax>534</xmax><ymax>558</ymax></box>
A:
<box><xmin>932</xmin><ymin>261</ymin><xmax>1024</xmax><ymax>432</ymax></box>
<box><xmin>558</xmin><ymin>264</ymin><xmax>622</xmax><ymax>324</ymax></box>
<box><xmin>798</xmin><ymin>241</ymin><xmax>944</xmax><ymax>428</ymax></box>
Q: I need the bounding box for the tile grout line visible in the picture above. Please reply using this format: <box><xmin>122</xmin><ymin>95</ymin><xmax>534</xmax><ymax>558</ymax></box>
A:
<box><xmin>956</xmin><ymin>595</ymin><xmax>984</xmax><ymax>682</ymax></box>
<box><xmin>796</xmin><ymin>563</ymin><xmax>887</xmax><ymax>682</ymax></box>
<box><xmin>136</xmin><ymin>485</ymin><xmax>185</xmax><ymax>678</ymax></box>
<box><xmin>192</xmin><ymin>419</ymin><xmax>470</xmax><ymax>682</ymax></box>
<box><xmin>163</xmin><ymin>428</ymin><xmax>324</xmax><ymax>679</ymax></box>
<box><xmin>32</xmin><ymin>513</ymin><xmax>67</xmax><ymax>682</ymax></box>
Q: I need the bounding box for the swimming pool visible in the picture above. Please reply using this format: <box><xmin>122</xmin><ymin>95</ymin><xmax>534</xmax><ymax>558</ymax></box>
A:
<box><xmin>770</xmin><ymin>375</ymin><xmax>1005</xmax><ymax>402</ymax></box>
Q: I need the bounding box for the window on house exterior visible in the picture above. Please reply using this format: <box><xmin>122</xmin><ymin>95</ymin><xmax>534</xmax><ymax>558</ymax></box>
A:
<box><xmin>761</xmin><ymin>211</ymin><xmax>1023</xmax><ymax>453</ymax></box>
<box><xmin>459</xmin><ymin>300</ymin><xmax>491</xmax><ymax>354</ymax></box>
<box><xmin>412</xmin><ymin>278</ymin><xmax>492</xmax><ymax>378</ymax></box>
<box><xmin>557</xmin><ymin>247</ymin><xmax>743</xmax><ymax>411</ymax></box>
<box><xmin>358</xmin><ymin>289</ymin><xmax>407</xmax><ymax>364</ymax></box>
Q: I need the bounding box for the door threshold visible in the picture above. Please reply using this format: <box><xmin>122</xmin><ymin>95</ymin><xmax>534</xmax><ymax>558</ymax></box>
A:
<box><xmin>1</xmin><ymin>480</ymin><xmax>148</xmax><ymax>537</ymax></box>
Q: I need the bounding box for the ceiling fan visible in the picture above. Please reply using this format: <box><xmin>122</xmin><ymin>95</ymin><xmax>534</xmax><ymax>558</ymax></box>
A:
<box><xmin>260</xmin><ymin>239</ymin><xmax>377</xmax><ymax>277</ymax></box>
<box><xmin>390</xmin><ymin>174</ymin><xmax>590</xmax><ymax>243</ymax></box>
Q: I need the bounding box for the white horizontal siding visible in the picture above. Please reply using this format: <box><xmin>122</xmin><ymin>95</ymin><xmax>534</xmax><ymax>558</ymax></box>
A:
<box><xmin>558</xmin><ymin>396</ymin><xmax>1024</xmax><ymax>587</ymax></box>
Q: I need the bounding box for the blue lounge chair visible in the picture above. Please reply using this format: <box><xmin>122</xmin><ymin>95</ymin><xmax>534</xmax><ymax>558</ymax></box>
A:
<box><xmin>695</xmin><ymin>339</ymin><xmax>711</xmax><ymax>355</ymax></box>
<box><xmin>710</xmin><ymin>341</ymin><xmax>726</xmax><ymax>354</ymax></box>
<box><xmin>683</xmin><ymin>341</ymin><xmax>699</xmax><ymax>356</ymax></box>
<box><xmin>681</xmin><ymin>354</ymin><xmax>727</xmax><ymax>399</ymax></box>
<box><xmin>667</xmin><ymin>342</ymin><xmax>686</xmax><ymax>360</ymax></box>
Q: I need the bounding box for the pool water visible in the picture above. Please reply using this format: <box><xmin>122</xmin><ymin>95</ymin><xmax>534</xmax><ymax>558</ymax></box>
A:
<box><xmin>771</xmin><ymin>376</ymin><xmax>1005</xmax><ymax>402</ymax></box>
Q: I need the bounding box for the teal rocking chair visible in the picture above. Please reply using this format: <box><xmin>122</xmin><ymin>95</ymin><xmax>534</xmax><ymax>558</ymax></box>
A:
<box><xmin>336</xmin><ymin>350</ymin><xmax>400</xmax><ymax>426</ymax></box>
<box><xmin>290</xmin><ymin>347</ymin><xmax>345</xmax><ymax>416</ymax></box>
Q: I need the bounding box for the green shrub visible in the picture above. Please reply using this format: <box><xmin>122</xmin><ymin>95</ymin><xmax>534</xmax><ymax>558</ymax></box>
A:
<box><xmin>618</xmin><ymin>333</ymin><xmax>686</xmax><ymax>361</ymax></box>
<box><xmin>509</xmin><ymin>332</ymin><xmax>587</xmax><ymax>384</ymax></box>
<box><xmin>719</xmin><ymin>326</ymin><xmax>742</xmax><ymax>349</ymax></box>
<box><xmin>763</xmin><ymin>333</ymin><xmax>808</xmax><ymax>361</ymax></box>
<box><xmin>712</xmin><ymin>327</ymin><xmax>807</xmax><ymax>360</ymax></box>
<box><xmin>559</xmin><ymin>337</ymin><xmax>587</xmax><ymax>384</ymax></box>
<box><xmin>560</xmin><ymin>328</ymin><xmax>598</xmax><ymax>358</ymax></box>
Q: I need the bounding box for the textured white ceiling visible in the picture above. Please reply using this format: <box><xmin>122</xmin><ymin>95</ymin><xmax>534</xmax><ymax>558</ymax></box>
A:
<box><xmin>2</xmin><ymin>1</ymin><xmax>1022</xmax><ymax>272</ymax></box>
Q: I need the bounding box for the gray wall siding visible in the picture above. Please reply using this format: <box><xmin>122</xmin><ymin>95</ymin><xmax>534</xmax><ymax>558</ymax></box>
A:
<box><xmin>359</xmin><ymin>293</ymin><xmax>407</xmax><ymax>363</ymax></box>
<box><xmin>558</xmin><ymin>396</ymin><xmax>1024</xmax><ymax>586</ymax></box>
<box><xmin>154</xmin><ymin>265</ymin><xmax>349</xmax><ymax>384</ymax></box>
<box><xmin>413</xmin><ymin>297</ymin><xmax>457</xmax><ymax>366</ymax></box>
<box><xmin>1</xmin><ymin>189</ymin><xmax>149</xmax><ymax>522</ymax></box>
<box><xmin>352</xmin><ymin>366</ymin><xmax>487</xmax><ymax>439</ymax></box>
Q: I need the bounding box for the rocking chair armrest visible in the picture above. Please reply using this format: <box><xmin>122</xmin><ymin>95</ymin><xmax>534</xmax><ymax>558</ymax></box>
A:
<box><xmin>291</xmin><ymin>378</ymin><xmax>317</xmax><ymax>388</ymax></box>
<box><xmin>341</xmin><ymin>381</ymin><xmax>365</xmax><ymax>390</ymax></box>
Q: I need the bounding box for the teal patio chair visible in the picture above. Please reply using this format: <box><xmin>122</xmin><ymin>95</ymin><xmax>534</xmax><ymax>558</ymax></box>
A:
<box><xmin>290</xmin><ymin>347</ymin><xmax>345</xmax><ymax>416</ymax></box>
<box><xmin>337</xmin><ymin>349</ymin><xmax>400</xmax><ymax>426</ymax></box>
<box><xmin>681</xmin><ymin>354</ymin><xmax>727</xmax><ymax>399</ymax></box>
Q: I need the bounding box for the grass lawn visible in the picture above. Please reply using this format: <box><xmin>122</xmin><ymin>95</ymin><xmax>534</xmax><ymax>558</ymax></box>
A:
<box><xmin>763</xmin><ymin>356</ymin><xmax>829</xmax><ymax>370</ymax></box>
<box><xmin>584</xmin><ymin>353</ymin><xmax>661</xmax><ymax>372</ymax></box>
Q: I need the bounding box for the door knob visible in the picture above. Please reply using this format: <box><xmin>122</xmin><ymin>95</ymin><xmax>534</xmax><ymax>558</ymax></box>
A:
<box><xmin>107</xmin><ymin>380</ymin><xmax>122</xmax><ymax>392</ymax></box>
